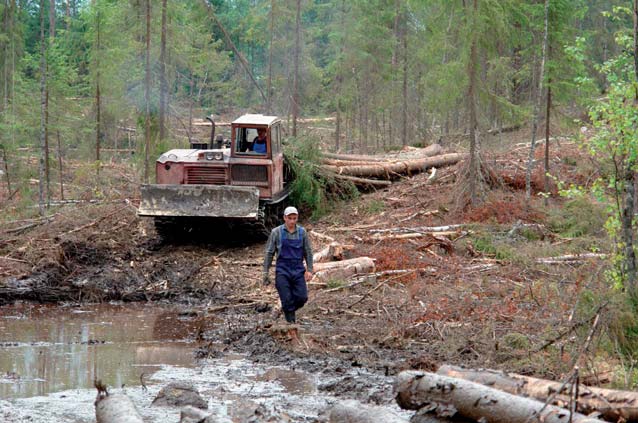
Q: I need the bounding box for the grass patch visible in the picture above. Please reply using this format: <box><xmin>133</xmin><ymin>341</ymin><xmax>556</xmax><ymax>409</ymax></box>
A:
<box><xmin>547</xmin><ymin>197</ymin><xmax>606</xmax><ymax>238</ymax></box>
<box><xmin>364</xmin><ymin>199</ymin><xmax>385</xmax><ymax>214</ymax></box>
<box><xmin>326</xmin><ymin>279</ymin><xmax>346</xmax><ymax>289</ymax></box>
<box><xmin>471</xmin><ymin>233</ymin><xmax>515</xmax><ymax>261</ymax></box>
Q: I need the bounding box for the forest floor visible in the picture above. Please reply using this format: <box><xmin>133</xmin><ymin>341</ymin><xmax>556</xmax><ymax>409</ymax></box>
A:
<box><xmin>0</xmin><ymin>128</ymin><xmax>623</xmax><ymax>421</ymax></box>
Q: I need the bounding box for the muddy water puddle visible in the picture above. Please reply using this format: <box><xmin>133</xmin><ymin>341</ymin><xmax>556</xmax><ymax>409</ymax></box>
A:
<box><xmin>0</xmin><ymin>303</ymin><xmax>200</xmax><ymax>399</ymax></box>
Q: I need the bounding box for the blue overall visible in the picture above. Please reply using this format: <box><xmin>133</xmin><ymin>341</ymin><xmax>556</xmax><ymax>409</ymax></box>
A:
<box><xmin>275</xmin><ymin>226</ymin><xmax>308</xmax><ymax>313</ymax></box>
<box><xmin>252</xmin><ymin>138</ymin><xmax>267</xmax><ymax>154</ymax></box>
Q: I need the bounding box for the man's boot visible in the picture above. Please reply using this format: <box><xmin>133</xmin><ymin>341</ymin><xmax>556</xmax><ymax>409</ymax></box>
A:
<box><xmin>284</xmin><ymin>310</ymin><xmax>296</xmax><ymax>324</ymax></box>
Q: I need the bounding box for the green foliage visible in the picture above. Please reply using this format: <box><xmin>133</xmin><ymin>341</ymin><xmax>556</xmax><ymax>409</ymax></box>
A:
<box><xmin>501</xmin><ymin>332</ymin><xmax>531</xmax><ymax>350</ymax></box>
<box><xmin>364</xmin><ymin>199</ymin><xmax>385</xmax><ymax>214</ymax></box>
<box><xmin>284</xmin><ymin>135</ymin><xmax>358</xmax><ymax>218</ymax></box>
<box><xmin>547</xmin><ymin>197</ymin><xmax>607</xmax><ymax>238</ymax></box>
<box><xmin>471</xmin><ymin>233</ymin><xmax>514</xmax><ymax>261</ymax></box>
<box><xmin>326</xmin><ymin>279</ymin><xmax>345</xmax><ymax>289</ymax></box>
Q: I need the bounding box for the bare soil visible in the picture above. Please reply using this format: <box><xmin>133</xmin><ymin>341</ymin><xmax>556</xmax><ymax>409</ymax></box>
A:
<box><xmin>0</xmin><ymin>136</ymin><xmax>617</xmax><ymax>419</ymax></box>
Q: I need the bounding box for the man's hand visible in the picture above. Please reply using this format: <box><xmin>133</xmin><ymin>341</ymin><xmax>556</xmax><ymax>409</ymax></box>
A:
<box><xmin>262</xmin><ymin>273</ymin><xmax>271</xmax><ymax>286</ymax></box>
<box><xmin>304</xmin><ymin>271</ymin><xmax>313</xmax><ymax>282</ymax></box>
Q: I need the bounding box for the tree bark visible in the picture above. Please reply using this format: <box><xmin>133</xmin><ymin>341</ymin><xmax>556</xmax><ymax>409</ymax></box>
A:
<box><xmin>95</xmin><ymin>1</ymin><xmax>101</xmax><ymax>175</ymax></box>
<box><xmin>395</xmin><ymin>371</ymin><xmax>606</xmax><ymax>423</ymax></box>
<box><xmin>143</xmin><ymin>0</ymin><xmax>151</xmax><ymax>183</ymax></box>
<box><xmin>402</xmin><ymin>16</ymin><xmax>408</xmax><ymax>147</ymax></box>
<box><xmin>321</xmin><ymin>153</ymin><xmax>464</xmax><ymax>179</ymax></box>
<box><xmin>267</xmin><ymin>0</ymin><xmax>274</xmax><ymax>114</ymax></box>
<box><xmin>322</xmin><ymin>144</ymin><xmax>442</xmax><ymax>163</ymax></box>
<box><xmin>158</xmin><ymin>0</ymin><xmax>167</xmax><ymax>142</ymax></box>
<box><xmin>312</xmin><ymin>257</ymin><xmax>375</xmax><ymax>283</ymax></box>
<box><xmin>1</xmin><ymin>146</ymin><xmax>11</xmax><ymax>197</ymax></box>
<box><xmin>544</xmin><ymin>77</ymin><xmax>551</xmax><ymax>206</ymax></box>
<box><xmin>328</xmin><ymin>399</ymin><xmax>408</xmax><ymax>423</ymax></box>
<box><xmin>525</xmin><ymin>0</ymin><xmax>549</xmax><ymax>201</ymax></box>
<box><xmin>95</xmin><ymin>393</ymin><xmax>144</xmax><ymax>423</ymax></box>
<box><xmin>292</xmin><ymin>0</ymin><xmax>301</xmax><ymax>136</ymax></box>
<box><xmin>38</xmin><ymin>0</ymin><xmax>47</xmax><ymax>216</ymax></box>
<box><xmin>466</xmin><ymin>0</ymin><xmax>479</xmax><ymax>205</ymax></box>
<box><xmin>437</xmin><ymin>365</ymin><xmax>638</xmax><ymax>422</ymax></box>
<box><xmin>49</xmin><ymin>0</ymin><xmax>55</xmax><ymax>38</ymax></box>
<box><xmin>57</xmin><ymin>131</ymin><xmax>64</xmax><ymax>200</ymax></box>
<box><xmin>623</xmin><ymin>0</ymin><xmax>638</xmax><ymax>292</ymax></box>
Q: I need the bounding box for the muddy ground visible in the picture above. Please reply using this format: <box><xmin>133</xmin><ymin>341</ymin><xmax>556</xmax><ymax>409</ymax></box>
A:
<box><xmin>0</xmin><ymin>134</ymin><xmax>619</xmax><ymax>421</ymax></box>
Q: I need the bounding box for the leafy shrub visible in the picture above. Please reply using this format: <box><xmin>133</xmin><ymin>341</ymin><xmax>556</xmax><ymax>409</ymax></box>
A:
<box><xmin>284</xmin><ymin>135</ymin><xmax>358</xmax><ymax>218</ymax></box>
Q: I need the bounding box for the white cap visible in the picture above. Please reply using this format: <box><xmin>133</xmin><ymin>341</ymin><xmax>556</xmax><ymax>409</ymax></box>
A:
<box><xmin>283</xmin><ymin>206</ymin><xmax>299</xmax><ymax>216</ymax></box>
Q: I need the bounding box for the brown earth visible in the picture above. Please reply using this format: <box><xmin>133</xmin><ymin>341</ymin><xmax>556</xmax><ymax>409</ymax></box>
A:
<box><xmin>0</xmin><ymin>137</ymin><xmax>616</xmax><ymax>395</ymax></box>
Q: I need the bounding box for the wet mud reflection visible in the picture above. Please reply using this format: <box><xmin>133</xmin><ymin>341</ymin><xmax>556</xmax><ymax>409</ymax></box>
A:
<box><xmin>0</xmin><ymin>303</ymin><xmax>199</xmax><ymax>399</ymax></box>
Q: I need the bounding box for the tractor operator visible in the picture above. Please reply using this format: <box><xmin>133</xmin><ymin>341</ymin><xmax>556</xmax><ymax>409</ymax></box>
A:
<box><xmin>262</xmin><ymin>206</ymin><xmax>314</xmax><ymax>324</ymax></box>
<box><xmin>251</xmin><ymin>128</ymin><xmax>267</xmax><ymax>154</ymax></box>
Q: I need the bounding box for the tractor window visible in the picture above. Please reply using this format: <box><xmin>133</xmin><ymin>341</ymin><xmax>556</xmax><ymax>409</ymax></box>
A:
<box><xmin>271</xmin><ymin>125</ymin><xmax>280</xmax><ymax>154</ymax></box>
<box><xmin>235</xmin><ymin>127</ymin><xmax>267</xmax><ymax>155</ymax></box>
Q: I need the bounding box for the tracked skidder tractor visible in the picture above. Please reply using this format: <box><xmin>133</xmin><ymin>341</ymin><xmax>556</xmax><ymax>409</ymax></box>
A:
<box><xmin>138</xmin><ymin>114</ymin><xmax>289</xmax><ymax>240</ymax></box>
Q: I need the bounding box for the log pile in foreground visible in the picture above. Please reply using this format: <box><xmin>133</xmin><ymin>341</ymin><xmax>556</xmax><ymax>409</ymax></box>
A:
<box><xmin>395</xmin><ymin>370</ymin><xmax>606</xmax><ymax>423</ymax></box>
<box><xmin>319</xmin><ymin>144</ymin><xmax>464</xmax><ymax>187</ymax></box>
<box><xmin>437</xmin><ymin>365</ymin><xmax>638</xmax><ymax>422</ymax></box>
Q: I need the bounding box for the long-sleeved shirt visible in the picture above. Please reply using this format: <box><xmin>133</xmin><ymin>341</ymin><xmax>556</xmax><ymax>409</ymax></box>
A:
<box><xmin>263</xmin><ymin>224</ymin><xmax>313</xmax><ymax>274</ymax></box>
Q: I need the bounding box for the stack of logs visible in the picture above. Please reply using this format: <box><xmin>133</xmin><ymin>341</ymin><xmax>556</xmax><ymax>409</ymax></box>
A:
<box><xmin>318</xmin><ymin>144</ymin><xmax>465</xmax><ymax>187</ymax></box>
<box><xmin>328</xmin><ymin>365</ymin><xmax>638</xmax><ymax>423</ymax></box>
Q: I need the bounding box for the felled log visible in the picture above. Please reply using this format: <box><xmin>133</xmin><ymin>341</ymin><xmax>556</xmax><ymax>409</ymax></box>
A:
<box><xmin>536</xmin><ymin>253</ymin><xmax>607</xmax><ymax>264</ymax></box>
<box><xmin>328</xmin><ymin>399</ymin><xmax>408</xmax><ymax>423</ymax></box>
<box><xmin>313</xmin><ymin>257</ymin><xmax>375</xmax><ymax>282</ymax></box>
<box><xmin>95</xmin><ymin>382</ymin><xmax>144</xmax><ymax>423</ymax></box>
<box><xmin>437</xmin><ymin>364</ymin><xmax>638</xmax><ymax>422</ymax></box>
<box><xmin>395</xmin><ymin>371</ymin><xmax>605</xmax><ymax>423</ymax></box>
<box><xmin>322</xmin><ymin>153</ymin><xmax>465</xmax><ymax>178</ymax></box>
<box><xmin>313</xmin><ymin>241</ymin><xmax>351</xmax><ymax>263</ymax></box>
<box><xmin>328</xmin><ymin>173</ymin><xmax>393</xmax><ymax>187</ymax></box>
<box><xmin>323</xmin><ymin>144</ymin><xmax>442</xmax><ymax>162</ymax></box>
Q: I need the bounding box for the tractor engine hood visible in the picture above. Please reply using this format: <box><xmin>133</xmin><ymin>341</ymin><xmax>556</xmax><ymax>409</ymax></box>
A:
<box><xmin>157</xmin><ymin>148</ymin><xmax>230</xmax><ymax>164</ymax></box>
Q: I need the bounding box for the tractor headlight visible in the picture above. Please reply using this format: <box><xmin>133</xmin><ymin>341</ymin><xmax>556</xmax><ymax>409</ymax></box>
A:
<box><xmin>213</xmin><ymin>152</ymin><xmax>223</xmax><ymax>161</ymax></box>
<box><xmin>205</xmin><ymin>152</ymin><xmax>215</xmax><ymax>161</ymax></box>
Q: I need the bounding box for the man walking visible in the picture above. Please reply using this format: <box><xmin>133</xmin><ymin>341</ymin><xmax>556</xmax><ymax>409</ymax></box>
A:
<box><xmin>263</xmin><ymin>206</ymin><xmax>314</xmax><ymax>323</ymax></box>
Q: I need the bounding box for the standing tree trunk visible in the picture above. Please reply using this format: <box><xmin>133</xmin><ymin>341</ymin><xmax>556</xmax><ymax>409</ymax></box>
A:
<box><xmin>38</xmin><ymin>0</ymin><xmax>47</xmax><ymax>216</ymax></box>
<box><xmin>45</xmin><ymin>0</ymin><xmax>55</xmax><ymax>206</ymax></box>
<box><xmin>267</xmin><ymin>0</ymin><xmax>275</xmax><ymax>114</ymax></box>
<box><xmin>544</xmin><ymin>77</ymin><xmax>551</xmax><ymax>206</ymax></box>
<box><xmin>57</xmin><ymin>131</ymin><xmax>64</xmax><ymax>200</ymax></box>
<box><xmin>95</xmin><ymin>2</ymin><xmax>101</xmax><ymax>177</ymax></box>
<box><xmin>402</xmin><ymin>21</ymin><xmax>408</xmax><ymax>147</ymax></box>
<box><xmin>65</xmin><ymin>0</ymin><xmax>71</xmax><ymax>30</ymax></box>
<box><xmin>1</xmin><ymin>146</ymin><xmax>11</xmax><ymax>198</ymax></box>
<box><xmin>158</xmin><ymin>0</ymin><xmax>167</xmax><ymax>142</ymax></box>
<box><xmin>622</xmin><ymin>0</ymin><xmax>638</xmax><ymax>292</ymax></box>
<box><xmin>143</xmin><ymin>0</ymin><xmax>151</xmax><ymax>183</ymax></box>
<box><xmin>466</xmin><ymin>0</ymin><xmax>479</xmax><ymax>206</ymax></box>
<box><xmin>49</xmin><ymin>0</ymin><xmax>55</xmax><ymax>38</ymax></box>
<box><xmin>525</xmin><ymin>0</ymin><xmax>549</xmax><ymax>201</ymax></box>
<box><xmin>292</xmin><ymin>0</ymin><xmax>301</xmax><ymax>137</ymax></box>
